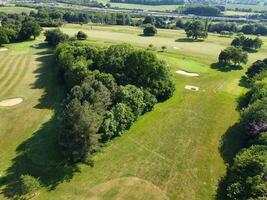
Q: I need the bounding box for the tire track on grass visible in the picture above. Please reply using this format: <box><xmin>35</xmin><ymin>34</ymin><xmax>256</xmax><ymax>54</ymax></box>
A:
<box><xmin>0</xmin><ymin>56</ymin><xmax>25</xmax><ymax>94</ymax></box>
<box><xmin>1</xmin><ymin>56</ymin><xmax>31</xmax><ymax>96</ymax></box>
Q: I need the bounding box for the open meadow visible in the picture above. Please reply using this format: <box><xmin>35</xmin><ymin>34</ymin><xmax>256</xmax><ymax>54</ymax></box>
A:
<box><xmin>0</xmin><ymin>25</ymin><xmax>267</xmax><ymax>199</ymax></box>
<box><xmin>0</xmin><ymin>6</ymin><xmax>36</xmax><ymax>14</ymax></box>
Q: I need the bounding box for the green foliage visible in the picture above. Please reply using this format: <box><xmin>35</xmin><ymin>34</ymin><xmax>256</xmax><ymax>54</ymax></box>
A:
<box><xmin>56</xmin><ymin>42</ymin><xmax>174</xmax><ymax>163</ymax></box>
<box><xmin>231</xmin><ymin>35</ymin><xmax>263</xmax><ymax>51</ymax></box>
<box><xmin>245</xmin><ymin>83</ymin><xmax>267</xmax><ymax>105</ymax></box>
<box><xmin>20</xmin><ymin>175</ymin><xmax>41</xmax><ymax>196</ymax></box>
<box><xmin>0</xmin><ymin>27</ymin><xmax>9</xmax><ymax>46</ymax></box>
<box><xmin>100</xmin><ymin>103</ymin><xmax>135</xmax><ymax>141</ymax></box>
<box><xmin>76</xmin><ymin>31</ymin><xmax>88</xmax><ymax>40</ymax></box>
<box><xmin>241</xmin><ymin>98</ymin><xmax>267</xmax><ymax>138</ymax></box>
<box><xmin>58</xmin><ymin>77</ymin><xmax>111</xmax><ymax>163</ymax></box>
<box><xmin>44</xmin><ymin>29</ymin><xmax>69</xmax><ymax>46</ymax></box>
<box><xmin>246</xmin><ymin>59</ymin><xmax>267</xmax><ymax>82</ymax></box>
<box><xmin>182</xmin><ymin>5</ymin><xmax>221</xmax><ymax>16</ymax></box>
<box><xmin>185</xmin><ymin>20</ymin><xmax>208</xmax><ymax>40</ymax></box>
<box><xmin>111</xmin><ymin>0</ymin><xmax>184</xmax><ymax>5</ymax></box>
<box><xmin>124</xmin><ymin>49</ymin><xmax>175</xmax><ymax>101</ymax></box>
<box><xmin>19</xmin><ymin>20</ymin><xmax>42</xmax><ymax>40</ymax></box>
<box><xmin>116</xmin><ymin>85</ymin><xmax>146</xmax><ymax>117</ymax></box>
<box><xmin>143</xmin><ymin>24</ymin><xmax>157</xmax><ymax>36</ymax></box>
<box><xmin>226</xmin><ymin>145</ymin><xmax>267</xmax><ymax>200</ymax></box>
<box><xmin>218</xmin><ymin>46</ymin><xmax>248</xmax><ymax>66</ymax></box>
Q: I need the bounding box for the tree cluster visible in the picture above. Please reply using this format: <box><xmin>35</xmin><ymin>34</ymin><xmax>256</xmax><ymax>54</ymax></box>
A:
<box><xmin>231</xmin><ymin>34</ymin><xmax>263</xmax><ymax>51</ymax></box>
<box><xmin>0</xmin><ymin>16</ymin><xmax>41</xmax><ymax>46</ymax></box>
<box><xmin>218</xmin><ymin>46</ymin><xmax>248</xmax><ymax>66</ymax></box>
<box><xmin>181</xmin><ymin>5</ymin><xmax>222</xmax><ymax>16</ymax></box>
<box><xmin>110</xmin><ymin>0</ymin><xmax>184</xmax><ymax>5</ymax></box>
<box><xmin>55</xmin><ymin>42</ymin><xmax>175</xmax><ymax>163</ymax></box>
<box><xmin>222</xmin><ymin>58</ymin><xmax>267</xmax><ymax>200</ymax></box>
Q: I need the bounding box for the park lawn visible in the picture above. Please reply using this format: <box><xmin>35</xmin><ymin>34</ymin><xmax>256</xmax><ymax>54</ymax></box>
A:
<box><xmin>1</xmin><ymin>25</ymin><xmax>267</xmax><ymax>200</ymax></box>
<box><xmin>0</xmin><ymin>6</ymin><xmax>36</xmax><ymax>14</ymax></box>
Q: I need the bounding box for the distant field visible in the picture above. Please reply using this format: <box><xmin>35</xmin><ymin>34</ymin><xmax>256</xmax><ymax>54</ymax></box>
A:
<box><xmin>0</xmin><ymin>6</ymin><xmax>36</xmax><ymax>14</ymax></box>
<box><xmin>1</xmin><ymin>25</ymin><xmax>267</xmax><ymax>200</ymax></box>
<box><xmin>224</xmin><ymin>3</ymin><xmax>267</xmax><ymax>12</ymax></box>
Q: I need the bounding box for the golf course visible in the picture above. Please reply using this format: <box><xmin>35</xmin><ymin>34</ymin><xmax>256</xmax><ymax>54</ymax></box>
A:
<box><xmin>0</xmin><ymin>24</ymin><xmax>267</xmax><ymax>200</ymax></box>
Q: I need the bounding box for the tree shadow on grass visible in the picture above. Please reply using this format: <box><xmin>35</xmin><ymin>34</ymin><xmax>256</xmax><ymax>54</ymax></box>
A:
<box><xmin>0</xmin><ymin>42</ymin><xmax>78</xmax><ymax>199</ymax></box>
<box><xmin>175</xmin><ymin>38</ymin><xmax>204</xmax><ymax>42</ymax></box>
<box><xmin>211</xmin><ymin>62</ymin><xmax>243</xmax><ymax>72</ymax></box>
<box><xmin>216</xmin><ymin>123</ymin><xmax>245</xmax><ymax>200</ymax></box>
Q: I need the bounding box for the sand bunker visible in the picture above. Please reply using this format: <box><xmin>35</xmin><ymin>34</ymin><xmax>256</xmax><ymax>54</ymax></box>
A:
<box><xmin>185</xmin><ymin>85</ymin><xmax>199</xmax><ymax>91</ymax></box>
<box><xmin>176</xmin><ymin>70</ymin><xmax>199</xmax><ymax>77</ymax></box>
<box><xmin>0</xmin><ymin>48</ymin><xmax>8</xmax><ymax>51</ymax></box>
<box><xmin>0</xmin><ymin>98</ymin><xmax>23</xmax><ymax>107</ymax></box>
<box><xmin>173</xmin><ymin>46</ymin><xmax>180</xmax><ymax>49</ymax></box>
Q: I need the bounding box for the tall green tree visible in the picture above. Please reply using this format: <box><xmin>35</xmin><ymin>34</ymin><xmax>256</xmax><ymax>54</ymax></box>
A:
<box><xmin>184</xmin><ymin>20</ymin><xmax>208</xmax><ymax>40</ymax></box>
<box><xmin>19</xmin><ymin>20</ymin><xmax>42</xmax><ymax>40</ymax></box>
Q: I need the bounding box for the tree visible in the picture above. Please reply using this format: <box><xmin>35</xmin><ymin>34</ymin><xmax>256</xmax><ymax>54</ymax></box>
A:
<box><xmin>76</xmin><ymin>31</ymin><xmax>88</xmax><ymax>40</ymax></box>
<box><xmin>44</xmin><ymin>29</ymin><xmax>69</xmax><ymax>46</ymax></box>
<box><xmin>226</xmin><ymin>145</ymin><xmax>267</xmax><ymax>200</ymax></box>
<box><xmin>143</xmin><ymin>24</ymin><xmax>157</xmax><ymax>36</ymax></box>
<box><xmin>246</xmin><ymin>59</ymin><xmax>267</xmax><ymax>81</ymax></box>
<box><xmin>99</xmin><ymin>103</ymin><xmax>135</xmax><ymax>141</ymax></box>
<box><xmin>161</xmin><ymin>45</ymin><xmax>167</xmax><ymax>51</ymax></box>
<box><xmin>116</xmin><ymin>85</ymin><xmax>146</xmax><ymax>117</ymax></box>
<box><xmin>185</xmin><ymin>20</ymin><xmax>208</xmax><ymax>40</ymax></box>
<box><xmin>19</xmin><ymin>20</ymin><xmax>42</xmax><ymax>40</ymax></box>
<box><xmin>218</xmin><ymin>46</ymin><xmax>248</xmax><ymax>66</ymax></box>
<box><xmin>59</xmin><ymin>77</ymin><xmax>111</xmax><ymax>163</ymax></box>
<box><xmin>241</xmin><ymin>98</ymin><xmax>267</xmax><ymax>138</ymax></box>
<box><xmin>0</xmin><ymin>28</ymin><xmax>9</xmax><ymax>46</ymax></box>
<box><xmin>125</xmin><ymin>49</ymin><xmax>175</xmax><ymax>101</ymax></box>
<box><xmin>58</xmin><ymin>99</ymin><xmax>102</xmax><ymax>163</ymax></box>
<box><xmin>143</xmin><ymin>15</ymin><xmax>154</xmax><ymax>24</ymax></box>
<box><xmin>231</xmin><ymin>35</ymin><xmax>263</xmax><ymax>51</ymax></box>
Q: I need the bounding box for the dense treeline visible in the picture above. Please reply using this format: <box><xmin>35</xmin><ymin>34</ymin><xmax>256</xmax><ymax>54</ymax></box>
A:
<box><xmin>219</xmin><ymin>58</ymin><xmax>267</xmax><ymax>199</ymax></box>
<box><xmin>176</xmin><ymin>19</ymin><xmax>267</xmax><ymax>36</ymax></box>
<box><xmin>181</xmin><ymin>5</ymin><xmax>222</xmax><ymax>16</ymax></box>
<box><xmin>110</xmin><ymin>0</ymin><xmax>184</xmax><ymax>5</ymax></box>
<box><xmin>54</xmin><ymin>41</ymin><xmax>175</xmax><ymax>163</ymax></box>
<box><xmin>0</xmin><ymin>13</ymin><xmax>42</xmax><ymax>46</ymax></box>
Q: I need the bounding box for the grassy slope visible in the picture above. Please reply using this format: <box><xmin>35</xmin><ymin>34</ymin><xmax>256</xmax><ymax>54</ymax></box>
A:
<box><xmin>0</xmin><ymin>25</ymin><xmax>267</xmax><ymax>200</ymax></box>
<box><xmin>0</xmin><ymin>7</ymin><xmax>36</xmax><ymax>14</ymax></box>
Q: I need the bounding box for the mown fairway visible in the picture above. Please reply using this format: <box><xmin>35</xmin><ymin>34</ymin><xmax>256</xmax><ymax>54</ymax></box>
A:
<box><xmin>0</xmin><ymin>25</ymin><xmax>267</xmax><ymax>200</ymax></box>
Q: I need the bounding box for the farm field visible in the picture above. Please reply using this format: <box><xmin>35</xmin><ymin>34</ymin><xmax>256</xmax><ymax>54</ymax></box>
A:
<box><xmin>0</xmin><ymin>6</ymin><xmax>36</xmax><ymax>14</ymax></box>
<box><xmin>0</xmin><ymin>25</ymin><xmax>267</xmax><ymax>200</ymax></box>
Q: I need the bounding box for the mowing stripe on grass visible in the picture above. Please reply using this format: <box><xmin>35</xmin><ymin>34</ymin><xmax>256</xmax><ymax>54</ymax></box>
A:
<box><xmin>1</xmin><ymin>56</ymin><xmax>32</xmax><ymax>97</ymax></box>
<box><xmin>0</xmin><ymin>56</ymin><xmax>26</xmax><ymax>93</ymax></box>
<box><xmin>0</xmin><ymin>55</ymin><xmax>16</xmax><ymax>82</ymax></box>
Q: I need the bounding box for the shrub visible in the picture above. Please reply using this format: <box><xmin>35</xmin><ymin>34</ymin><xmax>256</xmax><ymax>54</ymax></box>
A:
<box><xmin>143</xmin><ymin>24</ymin><xmax>157</xmax><ymax>36</ymax></box>
<box><xmin>76</xmin><ymin>31</ymin><xmax>87</xmax><ymax>40</ymax></box>
<box><xmin>44</xmin><ymin>29</ymin><xmax>69</xmax><ymax>46</ymax></box>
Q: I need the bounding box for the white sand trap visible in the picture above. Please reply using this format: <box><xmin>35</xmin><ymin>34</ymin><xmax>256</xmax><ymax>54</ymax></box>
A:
<box><xmin>0</xmin><ymin>48</ymin><xmax>8</xmax><ymax>51</ymax></box>
<box><xmin>176</xmin><ymin>70</ymin><xmax>199</xmax><ymax>77</ymax></box>
<box><xmin>173</xmin><ymin>46</ymin><xmax>180</xmax><ymax>49</ymax></box>
<box><xmin>0</xmin><ymin>98</ymin><xmax>23</xmax><ymax>107</ymax></box>
<box><xmin>185</xmin><ymin>85</ymin><xmax>199</xmax><ymax>91</ymax></box>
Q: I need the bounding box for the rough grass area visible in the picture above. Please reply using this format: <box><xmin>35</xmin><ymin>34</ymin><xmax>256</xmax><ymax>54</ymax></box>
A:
<box><xmin>0</xmin><ymin>25</ymin><xmax>267</xmax><ymax>200</ymax></box>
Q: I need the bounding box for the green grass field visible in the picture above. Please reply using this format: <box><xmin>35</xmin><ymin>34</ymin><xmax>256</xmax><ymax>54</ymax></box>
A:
<box><xmin>0</xmin><ymin>25</ymin><xmax>267</xmax><ymax>200</ymax></box>
<box><xmin>0</xmin><ymin>6</ymin><xmax>36</xmax><ymax>14</ymax></box>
